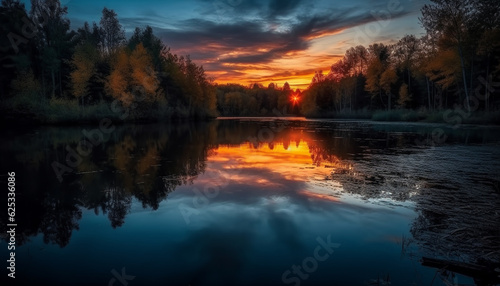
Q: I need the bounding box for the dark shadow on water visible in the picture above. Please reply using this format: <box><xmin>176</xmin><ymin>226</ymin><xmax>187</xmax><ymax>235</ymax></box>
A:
<box><xmin>0</xmin><ymin>119</ymin><xmax>499</xmax><ymax>285</ymax></box>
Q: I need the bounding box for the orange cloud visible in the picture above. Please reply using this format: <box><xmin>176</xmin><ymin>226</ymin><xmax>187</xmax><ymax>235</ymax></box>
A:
<box><xmin>206</xmin><ymin>43</ymin><xmax>344</xmax><ymax>90</ymax></box>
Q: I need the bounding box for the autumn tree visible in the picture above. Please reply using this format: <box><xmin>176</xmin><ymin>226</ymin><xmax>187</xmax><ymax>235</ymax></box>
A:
<box><xmin>128</xmin><ymin>26</ymin><xmax>165</xmax><ymax>70</ymax></box>
<box><xmin>70</xmin><ymin>42</ymin><xmax>98</xmax><ymax>107</ymax></box>
<box><xmin>129</xmin><ymin>43</ymin><xmax>159</xmax><ymax>102</ymax></box>
<box><xmin>414</xmin><ymin>34</ymin><xmax>439</xmax><ymax>110</ymax></box>
<box><xmin>107</xmin><ymin>49</ymin><xmax>133</xmax><ymax>106</ymax></box>
<box><xmin>393</xmin><ymin>35</ymin><xmax>420</xmax><ymax>94</ymax></box>
<box><xmin>106</xmin><ymin>43</ymin><xmax>160</xmax><ymax>111</ymax></box>
<box><xmin>397</xmin><ymin>83</ymin><xmax>411</xmax><ymax>108</ymax></box>
<box><xmin>420</xmin><ymin>0</ymin><xmax>475</xmax><ymax>112</ymax></box>
<box><xmin>344</xmin><ymin>45</ymin><xmax>368</xmax><ymax>75</ymax></box>
<box><xmin>366</xmin><ymin>43</ymin><xmax>398</xmax><ymax>110</ymax></box>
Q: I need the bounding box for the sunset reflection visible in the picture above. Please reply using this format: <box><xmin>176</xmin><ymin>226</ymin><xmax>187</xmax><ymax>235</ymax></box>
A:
<box><xmin>205</xmin><ymin>131</ymin><xmax>351</xmax><ymax>203</ymax></box>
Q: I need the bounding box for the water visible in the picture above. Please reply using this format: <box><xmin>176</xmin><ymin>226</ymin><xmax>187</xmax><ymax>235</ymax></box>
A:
<box><xmin>1</xmin><ymin>118</ymin><xmax>499</xmax><ymax>286</ymax></box>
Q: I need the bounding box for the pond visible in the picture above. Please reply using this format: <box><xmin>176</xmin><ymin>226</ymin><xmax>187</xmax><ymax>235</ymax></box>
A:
<box><xmin>1</xmin><ymin>118</ymin><xmax>499</xmax><ymax>286</ymax></box>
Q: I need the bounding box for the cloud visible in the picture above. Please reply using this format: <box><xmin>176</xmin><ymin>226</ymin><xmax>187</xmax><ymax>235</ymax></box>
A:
<box><xmin>268</xmin><ymin>0</ymin><xmax>304</xmax><ymax>17</ymax></box>
<box><xmin>60</xmin><ymin>0</ymin><xmax>425</xmax><ymax>87</ymax></box>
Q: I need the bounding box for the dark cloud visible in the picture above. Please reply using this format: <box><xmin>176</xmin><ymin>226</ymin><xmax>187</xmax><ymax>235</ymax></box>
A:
<box><xmin>196</xmin><ymin>0</ymin><xmax>266</xmax><ymax>18</ymax></box>
<box><xmin>32</xmin><ymin>0</ymin><xmax>425</xmax><ymax>85</ymax></box>
<box><xmin>268</xmin><ymin>0</ymin><xmax>303</xmax><ymax>17</ymax></box>
<box><xmin>155</xmin><ymin>6</ymin><xmax>410</xmax><ymax>72</ymax></box>
<box><xmin>108</xmin><ymin>0</ymin><xmax>420</xmax><ymax>84</ymax></box>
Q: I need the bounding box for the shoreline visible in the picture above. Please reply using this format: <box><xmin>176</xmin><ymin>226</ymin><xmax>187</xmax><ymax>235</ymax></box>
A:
<box><xmin>2</xmin><ymin>109</ymin><xmax>500</xmax><ymax>127</ymax></box>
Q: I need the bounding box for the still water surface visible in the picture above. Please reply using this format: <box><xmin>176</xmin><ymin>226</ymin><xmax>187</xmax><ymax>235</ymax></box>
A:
<box><xmin>1</xmin><ymin>118</ymin><xmax>499</xmax><ymax>286</ymax></box>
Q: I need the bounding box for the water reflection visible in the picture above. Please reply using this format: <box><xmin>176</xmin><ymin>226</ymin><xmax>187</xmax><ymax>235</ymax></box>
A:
<box><xmin>1</xmin><ymin>123</ymin><xmax>214</xmax><ymax>247</ymax></box>
<box><xmin>0</xmin><ymin>119</ymin><xmax>499</xmax><ymax>285</ymax></box>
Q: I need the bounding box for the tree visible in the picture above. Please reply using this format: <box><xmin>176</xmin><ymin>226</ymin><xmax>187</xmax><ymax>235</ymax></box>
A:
<box><xmin>473</xmin><ymin>0</ymin><xmax>500</xmax><ymax>111</ymax></box>
<box><xmin>106</xmin><ymin>43</ymin><xmax>160</xmax><ymax>110</ymax></box>
<box><xmin>100</xmin><ymin>7</ymin><xmax>124</xmax><ymax>55</ymax></box>
<box><xmin>330</xmin><ymin>58</ymin><xmax>351</xmax><ymax>81</ymax></box>
<box><xmin>128</xmin><ymin>26</ymin><xmax>165</xmax><ymax>70</ymax></box>
<box><xmin>41</xmin><ymin>46</ymin><xmax>59</xmax><ymax>97</ymax></box>
<box><xmin>277</xmin><ymin>82</ymin><xmax>292</xmax><ymax>112</ymax></box>
<box><xmin>398</xmin><ymin>83</ymin><xmax>411</xmax><ymax>108</ymax></box>
<box><xmin>394</xmin><ymin>35</ymin><xmax>420</xmax><ymax>92</ymax></box>
<box><xmin>70</xmin><ymin>42</ymin><xmax>98</xmax><ymax>107</ymax></box>
<box><xmin>383</xmin><ymin>69</ymin><xmax>396</xmax><ymax>111</ymax></box>
<box><xmin>425</xmin><ymin>49</ymin><xmax>461</xmax><ymax>90</ymax></box>
<box><xmin>420</xmin><ymin>0</ymin><xmax>475</xmax><ymax>112</ymax></box>
<box><xmin>107</xmin><ymin>49</ymin><xmax>133</xmax><ymax>107</ymax></box>
<box><xmin>415</xmin><ymin>34</ymin><xmax>439</xmax><ymax>110</ymax></box>
<box><xmin>311</xmin><ymin>70</ymin><xmax>325</xmax><ymax>84</ymax></box>
<box><xmin>75</xmin><ymin>21</ymin><xmax>101</xmax><ymax>48</ymax></box>
<box><xmin>129</xmin><ymin>43</ymin><xmax>159</xmax><ymax>102</ymax></box>
<box><xmin>0</xmin><ymin>0</ymin><xmax>31</xmax><ymax>98</ymax></box>
<box><xmin>10</xmin><ymin>69</ymin><xmax>42</xmax><ymax>112</ymax></box>
<box><xmin>366</xmin><ymin>43</ymin><xmax>397</xmax><ymax>110</ymax></box>
<box><xmin>344</xmin><ymin>45</ymin><xmax>368</xmax><ymax>75</ymax></box>
<box><xmin>30</xmin><ymin>0</ymin><xmax>71</xmax><ymax>98</ymax></box>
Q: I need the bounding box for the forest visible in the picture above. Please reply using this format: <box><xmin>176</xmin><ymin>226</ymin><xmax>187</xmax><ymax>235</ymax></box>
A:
<box><xmin>1</xmin><ymin>0</ymin><xmax>500</xmax><ymax>123</ymax></box>
<box><xmin>1</xmin><ymin>0</ymin><xmax>217</xmax><ymax>123</ymax></box>
<box><xmin>217</xmin><ymin>0</ymin><xmax>500</xmax><ymax>123</ymax></box>
<box><xmin>300</xmin><ymin>0</ymin><xmax>500</xmax><ymax>122</ymax></box>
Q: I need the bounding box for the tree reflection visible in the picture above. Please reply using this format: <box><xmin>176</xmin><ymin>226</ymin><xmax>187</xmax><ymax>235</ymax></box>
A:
<box><xmin>39</xmin><ymin>193</ymin><xmax>83</xmax><ymax>248</ymax></box>
<box><xmin>104</xmin><ymin>187</ymin><xmax>131</xmax><ymax>229</ymax></box>
<box><xmin>0</xmin><ymin>118</ymin><xmax>498</xmax><ymax>267</ymax></box>
<box><xmin>0</xmin><ymin>122</ymin><xmax>216</xmax><ymax>247</ymax></box>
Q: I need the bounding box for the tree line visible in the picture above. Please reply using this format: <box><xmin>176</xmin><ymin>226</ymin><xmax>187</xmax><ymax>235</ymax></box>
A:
<box><xmin>215</xmin><ymin>82</ymin><xmax>302</xmax><ymax>116</ymax></box>
<box><xmin>0</xmin><ymin>0</ymin><xmax>216</xmax><ymax>122</ymax></box>
<box><xmin>1</xmin><ymin>0</ymin><xmax>499</xmax><ymax>122</ymax></box>
<box><xmin>301</xmin><ymin>0</ymin><xmax>500</xmax><ymax>120</ymax></box>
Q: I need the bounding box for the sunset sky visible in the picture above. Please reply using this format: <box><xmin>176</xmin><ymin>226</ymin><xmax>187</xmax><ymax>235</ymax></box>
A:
<box><xmin>26</xmin><ymin>0</ymin><xmax>429</xmax><ymax>89</ymax></box>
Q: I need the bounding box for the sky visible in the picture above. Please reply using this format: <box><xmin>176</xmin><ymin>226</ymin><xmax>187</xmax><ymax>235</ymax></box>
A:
<box><xmin>24</xmin><ymin>0</ymin><xmax>429</xmax><ymax>89</ymax></box>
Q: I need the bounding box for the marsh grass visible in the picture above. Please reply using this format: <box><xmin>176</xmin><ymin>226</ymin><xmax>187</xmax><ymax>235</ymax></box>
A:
<box><xmin>1</xmin><ymin>96</ymin><xmax>214</xmax><ymax>124</ymax></box>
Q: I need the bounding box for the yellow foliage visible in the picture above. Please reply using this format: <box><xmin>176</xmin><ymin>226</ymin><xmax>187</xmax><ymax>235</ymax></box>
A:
<box><xmin>111</xmin><ymin>136</ymin><xmax>136</xmax><ymax>191</ymax></box>
<box><xmin>425</xmin><ymin>49</ymin><xmax>461</xmax><ymax>89</ymax></box>
<box><xmin>130</xmin><ymin>43</ymin><xmax>159</xmax><ymax>101</ymax></box>
<box><xmin>9</xmin><ymin>69</ymin><xmax>43</xmax><ymax>112</ymax></box>
<box><xmin>365</xmin><ymin>59</ymin><xmax>384</xmax><ymax>96</ymax></box>
<box><xmin>106</xmin><ymin>44</ymin><xmax>159</xmax><ymax>107</ymax></box>
<box><xmin>398</xmin><ymin>83</ymin><xmax>411</xmax><ymax>107</ymax></box>
<box><xmin>70</xmin><ymin>43</ymin><xmax>97</xmax><ymax>99</ymax></box>
<box><xmin>107</xmin><ymin>49</ymin><xmax>134</xmax><ymax>106</ymax></box>
<box><xmin>381</xmin><ymin>67</ymin><xmax>397</xmax><ymax>94</ymax></box>
<box><xmin>11</xmin><ymin>69</ymin><xmax>41</xmax><ymax>98</ymax></box>
<box><xmin>136</xmin><ymin>146</ymin><xmax>158</xmax><ymax>176</ymax></box>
